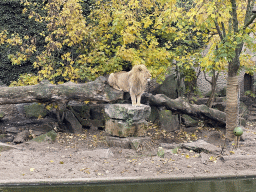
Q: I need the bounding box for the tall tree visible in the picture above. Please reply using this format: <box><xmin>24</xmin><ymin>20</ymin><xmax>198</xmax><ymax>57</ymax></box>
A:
<box><xmin>188</xmin><ymin>0</ymin><xmax>256</xmax><ymax>140</ymax></box>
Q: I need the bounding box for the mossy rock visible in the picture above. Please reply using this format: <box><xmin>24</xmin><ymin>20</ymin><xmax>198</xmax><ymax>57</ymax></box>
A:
<box><xmin>24</xmin><ymin>103</ymin><xmax>48</xmax><ymax>118</ymax></box>
<box><xmin>182</xmin><ymin>114</ymin><xmax>199</xmax><ymax>127</ymax></box>
<box><xmin>159</xmin><ymin>110</ymin><xmax>179</xmax><ymax>132</ymax></box>
<box><xmin>32</xmin><ymin>130</ymin><xmax>57</xmax><ymax>143</ymax></box>
<box><xmin>148</xmin><ymin>106</ymin><xmax>159</xmax><ymax>123</ymax></box>
<box><xmin>0</xmin><ymin>111</ymin><xmax>5</xmax><ymax>120</ymax></box>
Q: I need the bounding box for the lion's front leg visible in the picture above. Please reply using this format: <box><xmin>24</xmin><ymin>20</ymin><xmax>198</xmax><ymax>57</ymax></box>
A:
<box><xmin>131</xmin><ymin>93</ymin><xmax>137</xmax><ymax>106</ymax></box>
<box><xmin>136</xmin><ymin>93</ymin><xmax>143</xmax><ymax>106</ymax></box>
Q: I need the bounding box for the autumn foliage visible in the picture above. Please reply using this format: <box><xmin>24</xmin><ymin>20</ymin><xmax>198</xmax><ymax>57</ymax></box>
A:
<box><xmin>0</xmin><ymin>0</ymin><xmax>255</xmax><ymax>89</ymax></box>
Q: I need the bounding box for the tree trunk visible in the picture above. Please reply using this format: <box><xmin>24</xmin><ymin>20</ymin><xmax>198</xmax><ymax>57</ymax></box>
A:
<box><xmin>225</xmin><ymin>75</ymin><xmax>239</xmax><ymax>140</ymax></box>
<box><xmin>0</xmin><ymin>77</ymin><xmax>123</xmax><ymax>105</ymax></box>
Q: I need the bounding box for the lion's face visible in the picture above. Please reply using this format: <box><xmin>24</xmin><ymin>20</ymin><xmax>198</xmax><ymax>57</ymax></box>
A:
<box><xmin>133</xmin><ymin>64</ymin><xmax>151</xmax><ymax>82</ymax></box>
<box><xmin>145</xmin><ymin>70</ymin><xmax>151</xmax><ymax>82</ymax></box>
<box><xmin>141</xmin><ymin>65</ymin><xmax>151</xmax><ymax>82</ymax></box>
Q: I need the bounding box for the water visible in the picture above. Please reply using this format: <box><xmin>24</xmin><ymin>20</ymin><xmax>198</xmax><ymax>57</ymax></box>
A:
<box><xmin>1</xmin><ymin>178</ymin><xmax>256</xmax><ymax>192</ymax></box>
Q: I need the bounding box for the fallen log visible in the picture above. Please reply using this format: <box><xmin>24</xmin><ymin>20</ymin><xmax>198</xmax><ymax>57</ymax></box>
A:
<box><xmin>0</xmin><ymin>77</ymin><xmax>123</xmax><ymax>105</ymax></box>
<box><xmin>148</xmin><ymin>94</ymin><xmax>226</xmax><ymax>125</ymax></box>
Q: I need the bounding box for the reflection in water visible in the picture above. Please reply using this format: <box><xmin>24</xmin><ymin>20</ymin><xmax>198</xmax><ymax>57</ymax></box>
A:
<box><xmin>1</xmin><ymin>178</ymin><xmax>256</xmax><ymax>192</ymax></box>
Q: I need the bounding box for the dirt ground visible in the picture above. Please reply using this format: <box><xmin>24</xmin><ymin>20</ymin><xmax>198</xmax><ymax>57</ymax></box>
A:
<box><xmin>1</xmin><ymin>122</ymin><xmax>256</xmax><ymax>181</ymax></box>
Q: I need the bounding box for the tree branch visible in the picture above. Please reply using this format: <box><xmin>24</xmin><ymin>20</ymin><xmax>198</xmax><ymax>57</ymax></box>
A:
<box><xmin>230</xmin><ymin>0</ymin><xmax>239</xmax><ymax>33</ymax></box>
<box><xmin>244</xmin><ymin>14</ymin><xmax>256</xmax><ymax>30</ymax></box>
<box><xmin>214</xmin><ymin>20</ymin><xmax>223</xmax><ymax>40</ymax></box>
<box><xmin>243</xmin><ymin>0</ymin><xmax>256</xmax><ymax>30</ymax></box>
<box><xmin>221</xmin><ymin>22</ymin><xmax>226</xmax><ymax>38</ymax></box>
<box><xmin>203</xmin><ymin>71</ymin><xmax>212</xmax><ymax>85</ymax></box>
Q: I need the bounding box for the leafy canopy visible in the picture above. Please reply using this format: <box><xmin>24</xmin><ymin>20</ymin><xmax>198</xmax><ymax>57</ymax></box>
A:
<box><xmin>0</xmin><ymin>0</ymin><xmax>255</xmax><ymax>86</ymax></box>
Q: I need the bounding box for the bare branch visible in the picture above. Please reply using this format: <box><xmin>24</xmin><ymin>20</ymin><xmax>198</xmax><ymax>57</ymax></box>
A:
<box><xmin>203</xmin><ymin>71</ymin><xmax>212</xmax><ymax>85</ymax></box>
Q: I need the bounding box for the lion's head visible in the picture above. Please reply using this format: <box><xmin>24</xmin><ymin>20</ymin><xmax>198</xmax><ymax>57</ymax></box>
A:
<box><xmin>131</xmin><ymin>64</ymin><xmax>151</xmax><ymax>82</ymax></box>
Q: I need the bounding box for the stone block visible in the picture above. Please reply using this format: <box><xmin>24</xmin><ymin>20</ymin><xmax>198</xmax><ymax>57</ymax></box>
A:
<box><xmin>64</xmin><ymin>110</ymin><xmax>83</xmax><ymax>133</ymax></box>
<box><xmin>105</xmin><ymin>104</ymin><xmax>151</xmax><ymax>121</ymax></box>
<box><xmin>105</xmin><ymin>119</ymin><xmax>148</xmax><ymax>137</ymax></box>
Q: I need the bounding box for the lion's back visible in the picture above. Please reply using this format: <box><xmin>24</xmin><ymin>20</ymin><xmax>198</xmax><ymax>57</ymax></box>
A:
<box><xmin>108</xmin><ymin>71</ymin><xmax>130</xmax><ymax>92</ymax></box>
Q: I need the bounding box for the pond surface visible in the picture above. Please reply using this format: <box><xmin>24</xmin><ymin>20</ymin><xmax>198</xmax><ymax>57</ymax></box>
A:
<box><xmin>1</xmin><ymin>178</ymin><xmax>256</xmax><ymax>192</ymax></box>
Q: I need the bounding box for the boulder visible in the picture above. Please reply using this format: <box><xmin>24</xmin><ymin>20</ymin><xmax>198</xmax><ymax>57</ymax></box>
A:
<box><xmin>105</xmin><ymin>136</ymin><xmax>131</xmax><ymax>148</ymax></box>
<box><xmin>13</xmin><ymin>130</ymin><xmax>30</xmax><ymax>144</ymax></box>
<box><xmin>181</xmin><ymin>140</ymin><xmax>222</xmax><ymax>155</ymax></box>
<box><xmin>159</xmin><ymin>110</ymin><xmax>179</xmax><ymax>132</ymax></box>
<box><xmin>181</xmin><ymin>114</ymin><xmax>199</xmax><ymax>127</ymax></box>
<box><xmin>151</xmin><ymin>74</ymin><xmax>179</xmax><ymax>99</ymax></box>
<box><xmin>32</xmin><ymin>130</ymin><xmax>57</xmax><ymax>143</ymax></box>
<box><xmin>24</xmin><ymin>103</ymin><xmax>48</xmax><ymax>118</ymax></box>
<box><xmin>0</xmin><ymin>134</ymin><xmax>14</xmax><ymax>143</ymax></box>
<box><xmin>148</xmin><ymin>106</ymin><xmax>159</xmax><ymax>123</ymax></box>
<box><xmin>64</xmin><ymin>110</ymin><xmax>83</xmax><ymax>133</ymax></box>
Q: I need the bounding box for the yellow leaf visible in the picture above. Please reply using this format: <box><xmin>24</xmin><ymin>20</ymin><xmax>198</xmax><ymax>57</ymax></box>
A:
<box><xmin>30</xmin><ymin>168</ymin><xmax>35</xmax><ymax>172</ymax></box>
<box><xmin>50</xmin><ymin>160</ymin><xmax>54</xmax><ymax>163</ymax></box>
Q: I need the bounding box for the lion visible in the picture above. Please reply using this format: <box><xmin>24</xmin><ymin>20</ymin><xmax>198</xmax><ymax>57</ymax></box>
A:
<box><xmin>108</xmin><ymin>64</ymin><xmax>151</xmax><ymax>106</ymax></box>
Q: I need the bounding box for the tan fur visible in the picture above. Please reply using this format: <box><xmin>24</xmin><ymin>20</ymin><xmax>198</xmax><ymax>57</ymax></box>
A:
<box><xmin>108</xmin><ymin>65</ymin><xmax>151</xmax><ymax>106</ymax></box>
